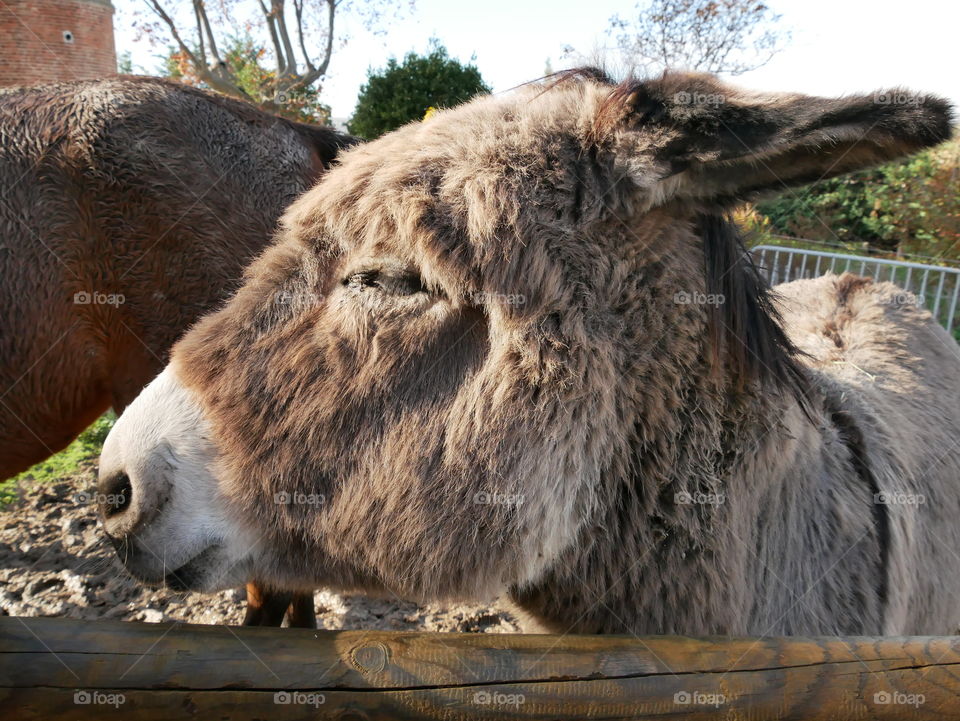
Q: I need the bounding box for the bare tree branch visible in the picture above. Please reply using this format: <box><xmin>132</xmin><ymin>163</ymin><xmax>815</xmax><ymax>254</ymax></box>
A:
<box><xmin>192</xmin><ymin>0</ymin><xmax>206</xmax><ymax>66</ymax></box>
<box><xmin>272</xmin><ymin>0</ymin><xmax>300</xmax><ymax>79</ymax></box>
<box><xmin>282</xmin><ymin>0</ymin><xmax>335</xmax><ymax>90</ymax></box>
<box><xmin>312</xmin><ymin>0</ymin><xmax>337</xmax><ymax>81</ymax></box>
<box><xmin>194</xmin><ymin>0</ymin><xmax>222</xmax><ymax>66</ymax></box>
<box><xmin>146</xmin><ymin>0</ymin><xmax>250</xmax><ymax>98</ymax></box>
<box><xmin>146</xmin><ymin>0</ymin><xmax>202</xmax><ymax>69</ymax></box>
<box><xmin>258</xmin><ymin>0</ymin><xmax>288</xmax><ymax>76</ymax></box>
<box><xmin>590</xmin><ymin>0</ymin><xmax>790</xmax><ymax>77</ymax></box>
<box><xmin>142</xmin><ymin>0</ymin><xmax>412</xmax><ymax>110</ymax></box>
<box><xmin>293</xmin><ymin>0</ymin><xmax>315</xmax><ymax>72</ymax></box>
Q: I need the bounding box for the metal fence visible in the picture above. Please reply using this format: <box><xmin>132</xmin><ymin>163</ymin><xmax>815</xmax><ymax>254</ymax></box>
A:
<box><xmin>751</xmin><ymin>245</ymin><xmax>960</xmax><ymax>333</ymax></box>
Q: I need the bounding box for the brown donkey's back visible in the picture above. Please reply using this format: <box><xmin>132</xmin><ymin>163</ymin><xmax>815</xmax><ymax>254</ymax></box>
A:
<box><xmin>0</xmin><ymin>75</ymin><xmax>351</xmax><ymax>474</ymax></box>
<box><xmin>0</xmin><ymin>75</ymin><xmax>353</xmax><ymax>625</ymax></box>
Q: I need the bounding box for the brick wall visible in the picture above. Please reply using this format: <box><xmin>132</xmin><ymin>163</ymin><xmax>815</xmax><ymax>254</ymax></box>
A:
<box><xmin>0</xmin><ymin>0</ymin><xmax>116</xmax><ymax>87</ymax></box>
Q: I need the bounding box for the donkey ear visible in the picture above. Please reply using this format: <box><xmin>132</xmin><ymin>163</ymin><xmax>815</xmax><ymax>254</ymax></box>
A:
<box><xmin>613</xmin><ymin>72</ymin><xmax>954</xmax><ymax>203</ymax></box>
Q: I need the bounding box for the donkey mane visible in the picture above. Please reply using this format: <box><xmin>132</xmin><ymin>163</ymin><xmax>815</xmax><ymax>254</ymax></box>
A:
<box><xmin>698</xmin><ymin>213</ymin><xmax>809</xmax><ymax>400</ymax></box>
<box><xmin>538</xmin><ymin>69</ymin><xmax>809</xmax><ymax>400</ymax></box>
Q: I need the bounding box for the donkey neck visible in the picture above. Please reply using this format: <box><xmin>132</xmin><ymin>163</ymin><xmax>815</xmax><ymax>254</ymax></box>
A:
<box><xmin>511</xmin><ymin>213</ymin><xmax>889</xmax><ymax>634</ymax></box>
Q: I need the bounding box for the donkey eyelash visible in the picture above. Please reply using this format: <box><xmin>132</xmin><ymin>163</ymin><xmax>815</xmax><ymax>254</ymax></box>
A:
<box><xmin>343</xmin><ymin>269</ymin><xmax>428</xmax><ymax>296</ymax></box>
<box><xmin>343</xmin><ymin>270</ymin><xmax>380</xmax><ymax>288</ymax></box>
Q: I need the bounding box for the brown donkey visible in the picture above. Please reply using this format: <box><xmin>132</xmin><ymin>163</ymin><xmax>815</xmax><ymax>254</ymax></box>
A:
<box><xmin>0</xmin><ymin>76</ymin><xmax>352</xmax><ymax>627</ymax></box>
<box><xmin>100</xmin><ymin>71</ymin><xmax>960</xmax><ymax>635</ymax></box>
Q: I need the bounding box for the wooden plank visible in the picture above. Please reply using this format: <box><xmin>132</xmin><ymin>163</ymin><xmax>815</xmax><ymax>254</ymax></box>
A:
<box><xmin>1</xmin><ymin>617</ymin><xmax>959</xmax><ymax>719</ymax></box>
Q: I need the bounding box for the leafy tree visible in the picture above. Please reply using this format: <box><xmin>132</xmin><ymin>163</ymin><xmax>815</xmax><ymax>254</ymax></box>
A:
<box><xmin>135</xmin><ymin>0</ymin><xmax>413</xmax><ymax>110</ymax></box>
<box><xmin>164</xmin><ymin>36</ymin><xmax>331</xmax><ymax>123</ymax></box>
<box><xmin>348</xmin><ymin>44</ymin><xmax>490</xmax><ymax>139</ymax></box>
<box><xmin>117</xmin><ymin>50</ymin><xmax>134</xmax><ymax>74</ymax></box>
<box><xmin>567</xmin><ymin>0</ymin><xmax>789</xmax><ymax>76</ymax></box>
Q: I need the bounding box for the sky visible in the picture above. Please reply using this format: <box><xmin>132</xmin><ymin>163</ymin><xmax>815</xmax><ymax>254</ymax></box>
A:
<box><xmin>115</xmin><ymin>0</ymin><xmax>960</xmax><ymax>122</ymax></box>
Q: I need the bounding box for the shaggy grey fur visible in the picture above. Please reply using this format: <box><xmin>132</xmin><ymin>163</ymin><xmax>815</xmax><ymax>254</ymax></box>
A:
<box><xmin>109</xmin><ymin>70</ymin><xmax>958</xmax><ymax>636</ymax></box>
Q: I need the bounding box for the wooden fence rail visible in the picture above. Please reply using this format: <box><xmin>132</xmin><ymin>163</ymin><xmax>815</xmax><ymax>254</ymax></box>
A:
<box><xmin>2</xmin><ymin>617</ymin><xmax>960</xmax><ymax>719</ymax></box>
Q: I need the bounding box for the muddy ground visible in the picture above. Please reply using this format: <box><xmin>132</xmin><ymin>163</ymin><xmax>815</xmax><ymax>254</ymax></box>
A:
<box><xmin>0</xmin><ymin>467</ymin><xmax>522</xmax><ymax>632</ymax></box>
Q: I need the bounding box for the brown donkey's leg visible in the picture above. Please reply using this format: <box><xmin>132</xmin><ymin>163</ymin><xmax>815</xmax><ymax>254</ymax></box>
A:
<box><xmin>242</xmin><ymin>583</ymin><xmax>316</xmax><ymax>628</ymax></box>
<box><xmin>242</xmin><ymin>582</ymin><xmax>292</xmax><ymax>626</ymax></box>
<box><xmin>286</xmin><ymin>592</ymin><xmax>317</xmax><ymax>629</ymax></box>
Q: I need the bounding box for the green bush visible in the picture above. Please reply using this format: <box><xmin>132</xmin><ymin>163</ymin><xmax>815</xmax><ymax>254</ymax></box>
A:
<box><xmin>0</xmin><ymin>412</ymin><xmax>115</xmax><ymax>505</ymax></box>
<box><xmin>757</xmin><ymin>138</ymin><xmax>959</xmax><ymax>259</ymax></box>
<box><xmin>348</xmin><ymin>43</ymin><xmax>491</xmax><ymax>140</ymax></box>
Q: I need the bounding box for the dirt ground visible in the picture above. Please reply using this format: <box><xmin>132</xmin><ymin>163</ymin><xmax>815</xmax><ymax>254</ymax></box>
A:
<box><xmin>0</xmin><ymin>467</ymin><xmax>522</xmax><ymax>633</ymax></box>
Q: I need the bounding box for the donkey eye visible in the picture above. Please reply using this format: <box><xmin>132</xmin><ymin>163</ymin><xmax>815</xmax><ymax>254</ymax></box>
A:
<box><xmin>343</xmin><ymin>269</ymin><xmax>427</xmax><ymax>296</ymax></box>
<box><xmin>344</xmin><ymin>270</ymin><xmax>380</xmax><ymax>288</ymax></box>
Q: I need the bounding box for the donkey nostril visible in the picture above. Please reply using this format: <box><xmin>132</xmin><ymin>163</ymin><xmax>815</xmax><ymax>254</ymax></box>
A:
<box><xmin>100</xmin><ymin>471</ymin><xmax>132</xmax><ymax>518</ymax></box>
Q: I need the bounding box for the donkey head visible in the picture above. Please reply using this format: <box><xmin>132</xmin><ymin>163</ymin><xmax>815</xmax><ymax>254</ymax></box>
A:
<box><xmin>99</xmin><ymin>71</ymin><xmax>951</xmax><ymax>600</ymax></box>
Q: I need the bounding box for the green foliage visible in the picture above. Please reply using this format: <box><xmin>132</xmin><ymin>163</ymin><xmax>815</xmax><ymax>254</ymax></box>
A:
<box><xmin>164</xmin><ymin>37</ymin><xmax>332</xmax><ymax>125</ymax></box>
<box><xmin>0</xmin><ymin>413</ymin><xmax>115</xmax><ymax>506</ymax></box>
<box><xmin>757</xmin><ymin>138</ymin><xmax>960</xmax><ymax>258</ymax></box>
<box><xmin>117</xmin><ymin>51</ymin><xmax>133</xmax><ymax>75</ymax></box>
<box><xmin>348</xmin><ymin>43</ymin><xmax>491</xmax><ymax>139</ymax></box>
